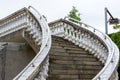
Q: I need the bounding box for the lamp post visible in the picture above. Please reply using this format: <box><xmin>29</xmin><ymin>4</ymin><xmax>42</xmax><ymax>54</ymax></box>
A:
<box><xmin>105</xmin><ymin>8</ymin><xmax>108</xmax><ymax>34</ymax></box>
<box><xmin>104</xmin><ymin>7</ymin><xmax>119</xmax><ymax>34</ymax></box>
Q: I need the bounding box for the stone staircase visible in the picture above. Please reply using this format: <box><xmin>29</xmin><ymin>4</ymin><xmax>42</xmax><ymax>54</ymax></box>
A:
<box><xmin>0</xmin><ymin>7</ymin><xmax>119</xmax><ymax>80</ymax></box>
<box><xmin>47</xmin><ymin>36</ymin><xmax>104</xmax><ymax>80</ymax></box>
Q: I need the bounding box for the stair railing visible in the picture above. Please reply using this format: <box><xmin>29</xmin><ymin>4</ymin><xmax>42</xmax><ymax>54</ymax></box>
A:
<box><xmin>49</xmin><ymin>17</ymin><xmax>119</xmax><ymax>80</ymax></box>
<box><xmin>13</xmin><ymin>6</ymin><xmax>51</xmax><ymax>80</ymax></box>
<box><xmin>0</xmin><ymin>7</ymin><xmax>51</xmax><ymax>80</ymax></box>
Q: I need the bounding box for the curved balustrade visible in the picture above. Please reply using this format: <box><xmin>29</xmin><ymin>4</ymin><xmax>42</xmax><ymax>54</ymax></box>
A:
<box><xmin>49</xmin><ymin>18</ymin><xmax>119</xmax><ymax>80</ymax></box>
<box><xmin>0</xmin><ymin>7</ymin><xmax>51</xmax><ymax>80</ymax></box>
<box><xmin>13</xmin><ymin>7</ymin><xmax>51</xmax><ymax>80</ymax></box>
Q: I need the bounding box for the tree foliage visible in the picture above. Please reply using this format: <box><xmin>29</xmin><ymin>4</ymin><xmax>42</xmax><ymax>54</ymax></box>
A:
<box><xmin>113</xmin><ymin>23</ymin><xmax>120</xmax><ymax>30</ymax></box>
<box><xmin>68</xmin><ymin>6</ymin><xmax>81</xmax><ymax>23</ymax></box>
<box><xmin>109</xmin><ymin>32</ymin><xmax>120</xmax><ymax>49</ymax></box>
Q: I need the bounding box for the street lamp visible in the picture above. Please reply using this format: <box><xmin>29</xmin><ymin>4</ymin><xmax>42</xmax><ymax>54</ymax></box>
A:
<box><xmin>104</xmin><ymin>8</ymin><xmax>119</xmax><ymax>34</ymax></box>
<box><xmin>109</xmin><ymin>18</ymin><xmax>119</xmax><ymax>24</ymax></box>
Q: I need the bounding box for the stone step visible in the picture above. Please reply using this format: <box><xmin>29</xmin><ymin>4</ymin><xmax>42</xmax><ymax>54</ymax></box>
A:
<box><xmin>47</xmin><ymin>77</ymin><xmax>80</xmax><ymax>80</ymax></box>
<box><xmin>52</xmin><ymin>41</ymin><xmax>74</xmax><ymax>46</ymax></box>
<box><xmin>48</xmin><ymin>74</ymin><xmax>95</xmax><ymax>80</ymax></box>
<box><xmin>49</xmin><ymin>64</ymin><xmax>103</xmax><ymax>70</ymax></box>
<box><xmin>52</xmin><ymin>39</ymin><xmax>76</xmax><ymax>45</ymax></box>
<box><xmin>52</xmin><ymin>36</ymin><xmax>68</xmax><ymax>42</ymax></box>
<box><xmin>50</xmin><ymin>48</ymin><xmax>89</xmax><ymax>54</ymax></box>
<box><xmin>51</xmin><ymin>45</ymin><xmax>83</xmax><ymax>51</ymax></box>
<box><xmin>47</xmin><ymin>77</ymin><xmax>90</xmax><ymax>80</ymax></box>
<box><xmin>49</xmin><ymin>51</ymin><xmax>94</xmax><ymax>58</ymax></box>
<box><xmin>48</xmin><ymin>36</ymin><xmax>103</xmax><ymax>80</ymax></box>
<box><xmin>48</xmin><ymin>75</ymin><xmax>80</xmax><ymax>79</ymax></box>
<box><xmin>50</xmin><ymin>60</ymin><xmax>102</xmax><ymax>66</ymax></box>
<box><xmin>49</xmin><ymin>69</ymin><xmax>99</xmax><ymax>75</ymax></box>
<box><xmin>52</xmin><ymin>43</ymin><xmax>78</xmax><ymax>48</ymax></box>
<box><xmin>49</xmin><ymin>55</ymin><xmax>98</xmax><ymax>61</ymax></box>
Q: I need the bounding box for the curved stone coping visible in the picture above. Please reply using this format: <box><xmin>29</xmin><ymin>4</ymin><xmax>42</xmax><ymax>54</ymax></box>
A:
<box><xmin>13</xmin><ymin>6</ymin><xmax>51</xmax><ymax>80</ymax></box>
<box><xmin>49</xmin><ymin>18</ymin><xmax>119</xmax><ymax>80</ymax></box>
<box><xmin>0</xmin><ymin>6</ymin><xmax>51</xmax><ymax>80</ymax></box>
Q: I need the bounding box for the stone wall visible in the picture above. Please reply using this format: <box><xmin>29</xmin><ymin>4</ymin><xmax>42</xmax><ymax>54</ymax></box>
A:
<box><xmin>0</xmin><ymin>42</ymin><xmax>36</xmax><ymax>80</ymax></box>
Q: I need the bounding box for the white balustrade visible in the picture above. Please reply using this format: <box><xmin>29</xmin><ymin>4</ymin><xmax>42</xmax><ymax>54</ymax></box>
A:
<box><xmin>12</xmin><ymin>6</ymin><xmax>51</xmax><ymax>80</ymax></box>
<box><xmin>49</xmin><ymin>18</ymin><xmax>119</xmax><ymax>80</ymax></box>
<box><xmin>0</xmin><ymin>7</ymin><xmax>51</xmax><ymax>80</ymax></box>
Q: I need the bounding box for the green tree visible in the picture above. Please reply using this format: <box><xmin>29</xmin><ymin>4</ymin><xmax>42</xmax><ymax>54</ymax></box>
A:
<box><xmin>109</xmin><ymin>32</ymin><xmax>120</xmax><ymax>49</ymax></box>
<box><xmin>68</xmin><ymin>6</ymin><xmax>81</xmax><ymax>23</ymax></box>
<box><xmin>113</xmin><ymin>23</ymin><xmax>120</xmax><ymax>32</ymax></box>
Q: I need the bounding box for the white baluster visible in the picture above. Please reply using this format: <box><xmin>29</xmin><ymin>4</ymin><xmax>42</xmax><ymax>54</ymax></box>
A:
<box><xmin>75</xmin><ymin>31</ymin><xmax>80</xmax><ymax>45</ymax></box>
<box><xmin>78</xmin><ymin>32</ymin><xmax>83</xmax><ymax>47</ymax></box>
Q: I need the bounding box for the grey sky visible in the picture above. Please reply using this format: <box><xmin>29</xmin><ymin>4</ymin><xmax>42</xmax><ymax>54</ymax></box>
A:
<box><xmin>1</xmin><ymin>0</ymin><xmax>120</xmax><ymax>33</ymax></box>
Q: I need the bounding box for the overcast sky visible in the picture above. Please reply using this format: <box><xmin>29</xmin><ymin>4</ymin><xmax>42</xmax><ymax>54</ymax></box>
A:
<box><xmin>0</xmin><ymin>0</ymin><xmax>120</xmax><ymax>33</ymax></box>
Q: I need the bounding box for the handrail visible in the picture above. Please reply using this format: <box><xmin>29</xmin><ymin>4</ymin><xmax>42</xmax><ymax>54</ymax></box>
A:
<box><xmin>0</xmin><ymin>6</ymin><xmax>51</xmax><ymax>80</ymax></box>
<box><xmin>28</xmin><ymin>6</ymin><xmax>42</xmax><ymax>18</ymax></box>
<box><xmin>65</xmin><ymin>17</ymin><xmax>119</xmax><ymax>80</ymax></box>
<box><xmin>49</xmin><ymin>17</ymin><xmax>119</xmax><ymax>80</ymax></box>
<box><xmin>13</xmin><ymin>6</ymin><xmax>51</xmax><ymax>79</ymax></box>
